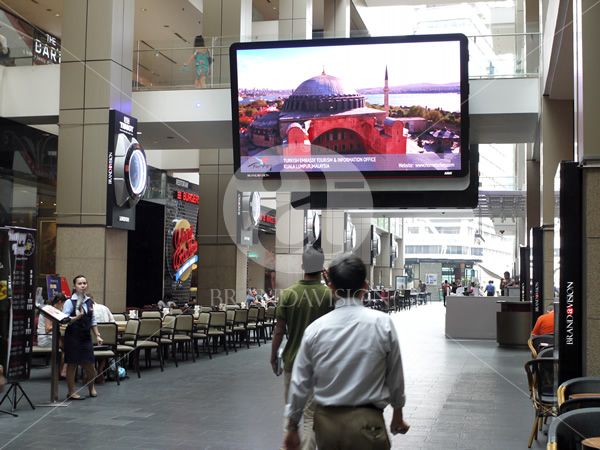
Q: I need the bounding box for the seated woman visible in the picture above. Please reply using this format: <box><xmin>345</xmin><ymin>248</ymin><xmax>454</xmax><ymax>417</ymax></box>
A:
<box><xmin>37</xmin><ymin>293</ymin><xmax>67</xmax><ymax>377</ymax></box>
<box><xmin>262</xmin><ymin>288</ymin><xmax>277</xmax><ymax>307</ymax></box>
<box><xmin>37</xmin><ymin>293</ymin><xmax>67</xmax><ymax>348</ymax></box>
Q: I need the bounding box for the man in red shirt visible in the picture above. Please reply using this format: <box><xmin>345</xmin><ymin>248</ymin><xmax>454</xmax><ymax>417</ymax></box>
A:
<box><xmin>532</xmin><ymin>304</ymin><xmax>555</xmax><ymax>335</ymax></box>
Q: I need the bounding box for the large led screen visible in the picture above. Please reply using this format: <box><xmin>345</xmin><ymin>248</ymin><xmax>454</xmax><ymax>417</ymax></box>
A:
<box><xmin>230</xmin><ymin>34</ymin><xmax>469</xmax><ymax>184</ymax></box>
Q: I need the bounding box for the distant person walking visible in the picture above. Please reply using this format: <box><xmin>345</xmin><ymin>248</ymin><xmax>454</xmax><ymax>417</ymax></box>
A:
<box><xmin>485</xmin><ymin>280</ymin><xmax>496</xmax><ymax>296</ymax></box>
<box><xmin>182</xmin><ymin>35</ymin><xmax>211</xmax><ymax>88</ymax></box>
<box><xmin>442</xmin><ymin>280</ymin><xmax>450</xmax><ymax>306</ymax></box>
<box><xmin>270</xmin><ymin>245</ymin><xmax>334</xmax><ymax>450</ymax></box>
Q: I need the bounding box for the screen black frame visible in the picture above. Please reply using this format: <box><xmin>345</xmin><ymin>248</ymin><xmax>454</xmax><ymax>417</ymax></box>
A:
<box><xmin>230</xmin><ymin>33</ymin><xmax>470</xmax><ymax>183</ymax></box>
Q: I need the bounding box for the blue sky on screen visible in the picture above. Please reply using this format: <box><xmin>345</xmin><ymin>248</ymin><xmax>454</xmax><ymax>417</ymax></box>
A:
<box><xmin>236</xmin><ymin>41</ymin><xmax>461</xmax><ymax>91</ymax></box>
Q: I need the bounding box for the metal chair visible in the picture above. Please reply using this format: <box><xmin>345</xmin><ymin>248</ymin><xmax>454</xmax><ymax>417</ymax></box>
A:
<box><xmin>232</xmin><ymin>308</ymin><xmax>249</xmax><ymax>349</ymax></box>
<box><xmin>246</xmin><ymin>307</ymin><xmax>261</xmax><ymax>347</ymax></box>
<box><xmin>524</xmin><ymin>358</ymin><xmax>558</xmax><ymax>447</ymax></box>
<box><xmin>192</xmin><ymin>312</ymin><xmax>211</xmax><ymax>359</ymax></box>
<box><xmin>171</xmin><ymin>314</ymin><xmax>195</xmax><ymax>365</ymax></box>
<box><xmin>207</xmin><ymin>311</ymin><xmax>228</xmax><ymax>355</ymax></box>
<box><xmin>91</xmin><ymin>322</ymin><xmax>118</xmax><ymax>385</ymax></box>
<box><xmin>546</xmin><ymin>407</ymin><xmax>600</xmax><ymax>450</ymax></box>
<box><xmin>123</xmin><ymin>317</ymin><xmax>164</xmax><ymax>378</ymax></box>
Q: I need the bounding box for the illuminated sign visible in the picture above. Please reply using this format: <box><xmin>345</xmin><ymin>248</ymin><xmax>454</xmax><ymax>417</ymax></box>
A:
<box><xmin>174</xmin><ymin>191</ymin><xmax>200</xmax><ymax>204</ymax></box>
<box><xmin>33</xmin><ymin>30</ymin><xmax>61</xmax><ymax>65</ymax></box>
<box><xmin>259</xmin><ymin>214</ymin><xmax>276</xmax><ymax>224</ymax></box>
<box><xmin>169</xmin><ymin>219</ymin><xmax>199</xmax><ymax>281</ymax></box>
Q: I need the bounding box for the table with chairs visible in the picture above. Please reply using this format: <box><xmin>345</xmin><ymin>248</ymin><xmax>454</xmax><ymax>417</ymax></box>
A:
<box><xmin>523</xmin><ymin>350</ymin><xmax>600</xmax><ymax>449</ymax></box>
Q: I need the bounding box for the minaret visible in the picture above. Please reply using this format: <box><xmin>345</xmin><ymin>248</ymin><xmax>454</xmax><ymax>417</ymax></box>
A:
<box><xmin>384</xmin><ymin>65</ymin><xmax>389</xmax><ymax>118</ymax></box>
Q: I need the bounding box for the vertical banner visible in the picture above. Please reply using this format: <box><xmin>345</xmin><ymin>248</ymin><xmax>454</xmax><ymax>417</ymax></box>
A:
<box><xmin>0</xmin><ymin>229</ymin><xmax>11</xmax><ymax>380</ymax></box>
<box><xmin>519</xmin><ymin>246</ymin><xmax>530</xmax><ymax>302</ymax></box>
<box><xmin>1</xmin><ymin>227</ymin><xmax>36</xmax><ymax>382</ymax></box>
<box><xmin>530</xmin><ymin>227</ymin><xmax>543</xmax><ymax>329</ymax></box>
<box><xmin>106</xmin><ymin>110</ymin><xmax>147</xmax><ymax>230</ymax></box>
<box><xmin>555</xmin><ymin>162</ymin><xmax>583</xmax><ymax>384</ymax></box>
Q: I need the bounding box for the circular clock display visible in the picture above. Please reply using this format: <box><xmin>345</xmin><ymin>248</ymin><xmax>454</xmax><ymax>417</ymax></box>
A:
<box><xmin>113</xmin><ymin>134</ymin><xmax>148</xmax><ymax>207</ymax></box>
<box><xmin>241</xmin><ymin>191</ymin><xmax>261</xmax><ymax>230</ymax></box>
<box><xmin>312</xmin><ymin>213</ymin><xmax>321</xmax><ymax>241</ymax></box>
<box><xmin>125</xmin><ymin>145</ymin><xmax>148</xmax><ymax>198</ymax></box>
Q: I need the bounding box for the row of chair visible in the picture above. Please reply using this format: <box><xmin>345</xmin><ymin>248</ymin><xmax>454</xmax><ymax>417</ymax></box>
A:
<box><xmin>92</xmin><ymin>306</ymin><xmax>278</xmax><ymax>380</ymax></box>
<box><xmin>525</xmin><ymin>356</ymin><xmax>600</xmax><ymax>448</ymax></box>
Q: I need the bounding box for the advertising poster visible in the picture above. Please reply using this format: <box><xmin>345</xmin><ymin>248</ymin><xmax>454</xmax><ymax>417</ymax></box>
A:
<box><xmin>0</xmin><ymin>227</ymin><xmax>36</xmax><ymax>382</ymax></box>
<box><xmin>106</xmin><ymin>110</ymin><xmax>147</xmax><ymax>230</ymax></box>
<box><xmin>0</xmin><ymin>229</ymin><xmax>10</xmax><ymax>379</ymax></box>
<box><xmin>46</xmin><ymin>275</ymin><xmax>70</xmax><ymax>300</ymax></box>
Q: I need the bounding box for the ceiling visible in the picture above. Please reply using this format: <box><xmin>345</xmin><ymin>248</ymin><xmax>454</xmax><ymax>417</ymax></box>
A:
<box><xmin>0</xmin><ymin>0</ymin><xmax>204</xmax><ymax>43</ymax></box>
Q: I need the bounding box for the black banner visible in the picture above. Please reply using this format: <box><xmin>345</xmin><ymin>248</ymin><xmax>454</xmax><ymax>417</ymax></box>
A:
<box><xmin>106</xmin><ymin>110</ymin><xmax>141</xmax><ymax>230</ymax></box>
<box><xmin>530</xmin><ymin>227</ymin><xmax>543</xmax><ymax>329</ymax></box>
<box><xmin>519</xmin><ymin>246</ymin><xmax>530</xmax><ymax>302</ymax></box>
<box><xmin>0</xmin><ymin>227</ymin><xmax>36</xmax><ymax>382</ymax></box>
<box><xmin>555</xmin><ymin>162</ymin><xmax>582</xmax><ymax>384</ymax></box>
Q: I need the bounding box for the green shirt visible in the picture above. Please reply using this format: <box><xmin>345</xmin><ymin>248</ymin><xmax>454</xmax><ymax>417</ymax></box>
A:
<box><xmin>276</xmin><ymin>279</ymin><xmax>334</xmax><ymax>371</ymax></box>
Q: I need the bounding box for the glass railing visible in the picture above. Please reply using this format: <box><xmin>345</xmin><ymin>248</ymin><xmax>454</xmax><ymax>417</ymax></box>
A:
<box><xmin>467</xmin><ymin>33</ymin><xmax>539</xmax><ymax>78</ymax></box>
<box><xmin>132</xmin><ymin>32</ymin><xmax>540</xmax><ymax>91</ymax></box>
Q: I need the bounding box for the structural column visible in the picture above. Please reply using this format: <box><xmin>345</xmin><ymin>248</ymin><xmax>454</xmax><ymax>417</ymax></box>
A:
<box><xmin>203</xmin><ymin>0</ymin><xmax>252</xmax><ymax>87</ymax></box>
<box><xmin>195</xmin><ymin>149</ymin><xmax>249</xmax><ymax>305</ymax></box>
<box><xmin>539</xmin><ymin>98</ymin><xmax>574</xmax><ymax>310</ymax></box>
<box><xmin>274</xmin><ymin>193</ymin><xmax>305</xmax><ymax>291</ymax></box>
<box><xmin>574</xmin><ymin>0</ymin><xmax>600</xmax><ymax>375</ymax></box>
<box><xmin>56</xmin><ymin>0</ymin><xmax>134</xmax><ymax>312</ymax></box>
<box><xmin>279</xmin><ymin>0</ymin><xmax>313</xmax><ymax>40</ymax></box>
<box><xmin>323</xmin><ymin>0</ymin><xmax>351</xmax><ymax>38</ymax></box>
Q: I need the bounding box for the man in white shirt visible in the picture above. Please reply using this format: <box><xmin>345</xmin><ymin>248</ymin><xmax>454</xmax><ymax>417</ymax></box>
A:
<box><xmin>89</xmin><ymin>295</ymin><xmax>115</xmax><ymax>323</ymax></box>
<box><xmin>283</xmin><ymin>253</ymin><xmax>410</xmax><ymax>450</ymax></box>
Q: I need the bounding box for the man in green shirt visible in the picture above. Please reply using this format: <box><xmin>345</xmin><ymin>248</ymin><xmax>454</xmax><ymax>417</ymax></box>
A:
<box><xmin>270</xmin><ymin>245</ymin><xmax>334</xmax><ymax>450</ymax></box>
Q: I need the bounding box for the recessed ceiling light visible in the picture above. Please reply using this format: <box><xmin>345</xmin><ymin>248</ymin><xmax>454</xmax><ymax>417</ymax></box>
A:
<box><xmin>55</xmin><ymin>13</ymin><xmax>60</xmax><ymax>17</ymax></box>
<box><xmin>141</xmin><ymin>8</ymin><xmax>147</xmax><ymax>11</ymax></box>
<box><xmin>153</xmin><ymin>141</ymin><xmax>159</xmax><ymax>144</ymax></box>
<box><xmin>137</xmin><ymin>131</ymin><xmax>143</xmax><ymax>135</ymax></box>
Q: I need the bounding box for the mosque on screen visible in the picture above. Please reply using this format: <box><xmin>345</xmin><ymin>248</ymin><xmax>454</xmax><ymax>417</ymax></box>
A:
<box><xmin>246</xmin><ymin>69</ymin><xmax>409</xmax><ymax>157</ymax></box>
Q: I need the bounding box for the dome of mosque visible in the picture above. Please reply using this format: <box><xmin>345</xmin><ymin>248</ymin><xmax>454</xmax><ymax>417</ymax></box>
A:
<box><xmin>293</xmin><ymin>74</ymin><xmax>358</xmax><ymax>97</ymax></box>
<box><xmin>282</xmin><ymin>72</ymin><xmax>365</xmax><ymax>114</ymax></box>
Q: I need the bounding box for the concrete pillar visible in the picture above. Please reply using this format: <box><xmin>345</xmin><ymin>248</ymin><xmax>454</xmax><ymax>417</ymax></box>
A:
<box><xmin>321</xmin><ymin>210</ymin><xmax>345</xmax><ymax>266</ymax></box>
<box><xmin>323</xmin><ymin>0</ymin><xmax>351</xmax><ymax>38</ymax></box>
<box><xmin>279</xmin><ymin>0</ymin><xmax>313</xmax><ymax>40</ymax></box>
<box><xmin>539</xmin><ymin>98</ymin><xmax>574</xmax><ymax>309</ymax></box>
<box><xmin>196</xmin><ymin>149</ymin><xmax>248</xmax><ymax>305</ymax></box>
<box><xmin>575</xmin><ymin>0</ymin><xmax>600</xmax><ymax>375</ymax></box>
<box><xmin>203</xmin><ymin>0</ymin><xmax>253</xmax><ymax>87</ymax></box>
<box><xmin>56</xmin><ymin>0</ymin><xmax>134</xmax><ymax>312</ymax></box>
<box><xmin>526</xmin><ymin>159</ymin><xmax>540</xmax><ymax>241</ymax></box>
<box><xmin>274</xmin><ymin>192</ymin><xmax>305</xmax><ymax>291</ymax></box>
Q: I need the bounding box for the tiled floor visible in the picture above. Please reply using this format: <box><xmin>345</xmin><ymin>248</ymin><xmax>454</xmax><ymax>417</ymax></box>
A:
<box><xmin>0</xmin><ymin>303</ymin><xmax>547</xmax><ymax>449</ymax></box>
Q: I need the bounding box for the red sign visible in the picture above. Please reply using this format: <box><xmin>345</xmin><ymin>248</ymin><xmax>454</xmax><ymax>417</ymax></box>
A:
<box><xmin>259</xmin><ymin>214</ymin><xmax>276</xmax><ymax>224</ymax></box>
<box><xmin>172</xmin><ymin>224</ymin><xmax>198</xmax><ymax>273</ymax></box>
<box><xmin>174</xmin><ymin>191</ymin><xmax>200</xmax><ymax>204</ymax></box>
